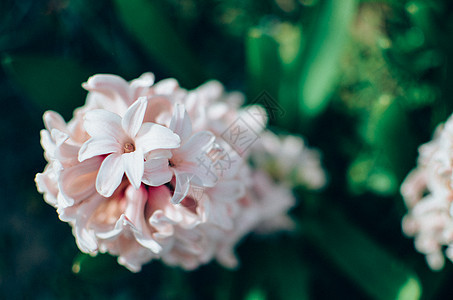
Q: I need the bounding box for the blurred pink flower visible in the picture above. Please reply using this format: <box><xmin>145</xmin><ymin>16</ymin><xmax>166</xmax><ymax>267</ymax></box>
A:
<box><xmin>401</xmin><ymin>118</ymin><xmax>453</xmax><ymax>270</ymax></box>
<box><xmin>251</xmin><ymin>131</ymin><xmax>327</xmax><ymax>190</ymax></box>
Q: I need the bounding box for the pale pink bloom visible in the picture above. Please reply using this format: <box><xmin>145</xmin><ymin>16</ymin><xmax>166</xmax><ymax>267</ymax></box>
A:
<box><xmin>35</xmin><ymin>72</ymin><xmax>316</xmax><ymax>272</ymax></box>
<box><xmin>249</xmin><ymin>171</ymin><xmax>296</xmax><ymax>232</ymax></box>
<box><xmin>401</xmin><ymin>115</ymin><xmax>453</xmax><ymax>270</ymax></box>
<box><xmin>251</xmin><ymin>131</ymin><xmax>326</xmax><ymax>190</ymax></box>
<box><xmin>78</xmin><ymin>97</ymin><xmax>180</xmax><ymax>197</ymax></box>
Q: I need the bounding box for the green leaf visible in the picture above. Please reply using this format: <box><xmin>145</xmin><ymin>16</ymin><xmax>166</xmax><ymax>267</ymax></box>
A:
<box><xmin>114</xmin><ymin>0</ymin><xmax>205</xmax><ymax>88</ymax></box>
<box><xmin>297</xmin><ymin>0</ymin><xmax>357</xmax><ymax>117</ymax></box>
<box><xmin>2</xmin><ymin>54</ymin><xmax>92</xmax><ymax>119</ymax></box>
<box><xmin>302</xmin><ymin>209</ymin><xmax>422</xmax><ymax>300</ymax></box>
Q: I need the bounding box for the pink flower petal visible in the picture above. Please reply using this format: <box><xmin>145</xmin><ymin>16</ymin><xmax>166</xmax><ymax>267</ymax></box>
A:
<box><xmin>43</xmin><ymin>111</ymin><xmax>67</xmax><ymax>133</ymax></box>
<box><xmin>169</xmin><ymin>104</ymin><xmax>192</xmax><ymax>141</ymax></box>
<box><xmin>56</xmin><ymin>142</ymin><xmax>82</xmax><ymax>167</ymax></box>
<box><xmin>135</xmin><ymin>123</ymin><xmax>181</xmax><ymax>153</ymax></box>
<box><xmin>124</xmin><ymin>186</ymin><xmax>162</xmax><ymax>253</ymax></box>
<box><xmin>142</xmin><ymin>158</ymin><xmax>172</xmax><ymax>186</ymax></box>
<box><xmin>84</xmin><ymin>109</ymin><xmax>128</xmax><ymax>142</ymax></box>
<box><xmin>70</xmin><ymin>194</ymin><xmax>105</xmax><ymax>253</ymax></box>
<box><xmin>78</xmin><ymin>137</ymin><xmax>121</xmax><ymax>162</ymax></box>
<box><xmin>122</xmin><ymin>97</ymin><xmax>148</xmax><ymax>138</ymax></box>
<box><xmin>82</xmin><ymin>74</ymin><xmax>131</xmax><ymax>103</ymax></box>
<box><xmin>143</xmin><ymin>96</ymin><xmax>172</xmax><ymax>123</ymax></box>
<box><xmin>210</xmin><ymin>180</ymin><xmax>245</xmax><ymax>202</ymax></box>
<box><xmin>130</xmin><ymin>73</ymin><xmax>155</xmax><ymax>100</ymax></box>
<box><xmin>96</xmin><ymin>187</ymin><xmax>163</xmax><ymax>254</ymax></box>
<box><xmin>151</xmin><ymin>78</ymin><xmax>179</xmax><ymax>95</ymax></box>
<box><xmin>146</xmin><ymin>186</ymin><xmax>173</xmax><ymax>213</ymax></box>
<box><xmin>59</xmin><ymin>157</ymin><xmax>102</xmax><ymax>205</ymax></box>
<box><xmin>96</xmin><ymin>153</ymin><xmax>125</xmax><ymax>197</ymax></box>
<box><xmin>123</xmin><ymin>148</ymin><xmax>144</xmax><ymax>190</ymax></box>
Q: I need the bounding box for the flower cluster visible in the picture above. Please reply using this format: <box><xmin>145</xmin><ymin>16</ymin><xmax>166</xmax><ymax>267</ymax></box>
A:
<box><xmin>35</xmin><ymin>73</ymin><xmax>325</xmax><ymax>272</ymax></box>
<box><xmin>401</xmin><ymin>116</ymin><xmax>453</xmax><ymax>270</ymax></box>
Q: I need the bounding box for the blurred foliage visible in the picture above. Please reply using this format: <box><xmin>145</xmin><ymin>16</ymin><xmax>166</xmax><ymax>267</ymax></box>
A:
<box><xmin>2</xmin><ymin>0</ymin><xmax>453</xmax><ymax>299</ymax></box>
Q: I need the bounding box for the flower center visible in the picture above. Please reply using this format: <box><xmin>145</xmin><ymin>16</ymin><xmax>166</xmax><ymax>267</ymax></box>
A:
<box><xmin>123</xmin><ymin>142</ymin><xmax>135</xmax><ymax>153</ymax></box>
<box><xmin>169</xmin><ymin>157</ymin><xmax>182</xmax><ymax>168</ymax></box>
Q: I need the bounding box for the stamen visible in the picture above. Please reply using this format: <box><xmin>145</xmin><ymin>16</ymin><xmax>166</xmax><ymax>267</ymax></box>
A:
<box><xmin>123</xmin><ymin>142</ymin><xmax>135</xmax><ymax>153</ymax></box>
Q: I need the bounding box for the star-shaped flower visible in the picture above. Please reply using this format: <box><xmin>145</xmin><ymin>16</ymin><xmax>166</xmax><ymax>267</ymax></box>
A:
<box><xmin>78</xmin><ymin>97</ymin><xmax>180</xmax><ymax>197</ymax></box>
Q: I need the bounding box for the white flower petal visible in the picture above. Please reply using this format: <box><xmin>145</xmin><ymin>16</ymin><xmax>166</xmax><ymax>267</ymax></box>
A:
<box><xmin>50</xmin><ymin>129</ymin><xmax>69</xmax><ymax>147</ymax></box>
<box><xmin>35</xmin><ymin>166</ymin><xmax>59</xmax><ymax>206</ymax></box>
<box><xmin>171</xmin><ymin>171</ymin><xmax>192</xmax><ymax>204</ymax></box>
<box><xmin>142</xmin><ymin>158</ymin><xmax>172</xmax><ymax>186</ymax></box>
<box><xmin>178</xmin><ymin>131</ymin><xmax>215</xmax><ymax>161</ymax></box>
<box><xmin>169</xmin><ymin>103</ymin><xmax>192</xmax><ymax>141</ymax></box>
<box><xmin>123</xmin><ymin>149</ymin><xmax>144</xmax><ymax>189</ymax></box>
<box><xmin>145</xmin><ymin>149</ymin><xmax>173</xmax><ymax>160</ymax></box>
<box><xmin>78</xmin><ymin>137</ymin><xmax>121</xmax><ymax>162</ymax></box>
<box><xmin>96</xmin><ymin>153</ymin><xmax>125</xmax><ymax>197</ymax></box>
<box><xmin>40</xmin><ymin>130</ymin><xmax>56</xmax><ymax>159</ymax></box>
<box><xmin>177</xmin><ymin>162</ymin><xmax>217</xmax><ymax>187</ymax></box>
<box><xmin>122</xmin><ymin>97</ymin><xmax>148</xmax><ymax>138</ymax></box>
<box><xmin>84</xmin><ymin>109</ymin><xmax>127</xmax><ymax>142</ymax></box>
<box><xmin>135</xmin><ymin>123</ymin><xmax>181</xmax><ymax>153</ymax></box>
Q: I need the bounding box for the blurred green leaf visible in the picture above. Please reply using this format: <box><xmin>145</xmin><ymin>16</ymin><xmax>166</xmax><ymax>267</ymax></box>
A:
<box><xmin>365</xmin><ymin>96</ymin><xmax>414</xmax><ymax>180</ymax></box>
<box><xmin>159</xmin><ymin>267</ymin><xmax>192</xmax><ymax>300</ymax></box>
<box><xmin>347</xmin><ymin>152</ymin><xmax>398</xmax><ymax>195</ymax></box>
<box><xmin>275</xmin><ymin>23</ymin><xmax>305</xmax><ymax>129</ymax></box>
<box><xmin>303</xmin><ymin>209</ymin><xmax>422</xmax><ymax>300</ymax></box>
<box><xmin>2</xmin><ymin>54</ymin><xmax>92</xmax><ymax>119</ymax></box>
<box><xmin>297</xmin><ymin>0</ymin><xmax>357</xmax><ymax>117</ymax></box>
<box><xmin>270</xmin><ymin>244</ymin><xmax>310</xmax><ymax>300</ymax></box>
<box><xmin>246</xmin><ymin>27</ymin><xmax>282</xmax><ymax>105</ymax></box>
<box><xmin>244</xmin><ymin>287</ymin><xmax>266</xmax><ymax>300</ymax></box>
<box><xmin>72</xmin><ymin>253</ymin><xmax>127</xmax><ymax>281</ymax></box>
<box><xmin>114</xmin><ymin>0</ymin><xmax>205</xmax><ymax>87</ymax></box>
